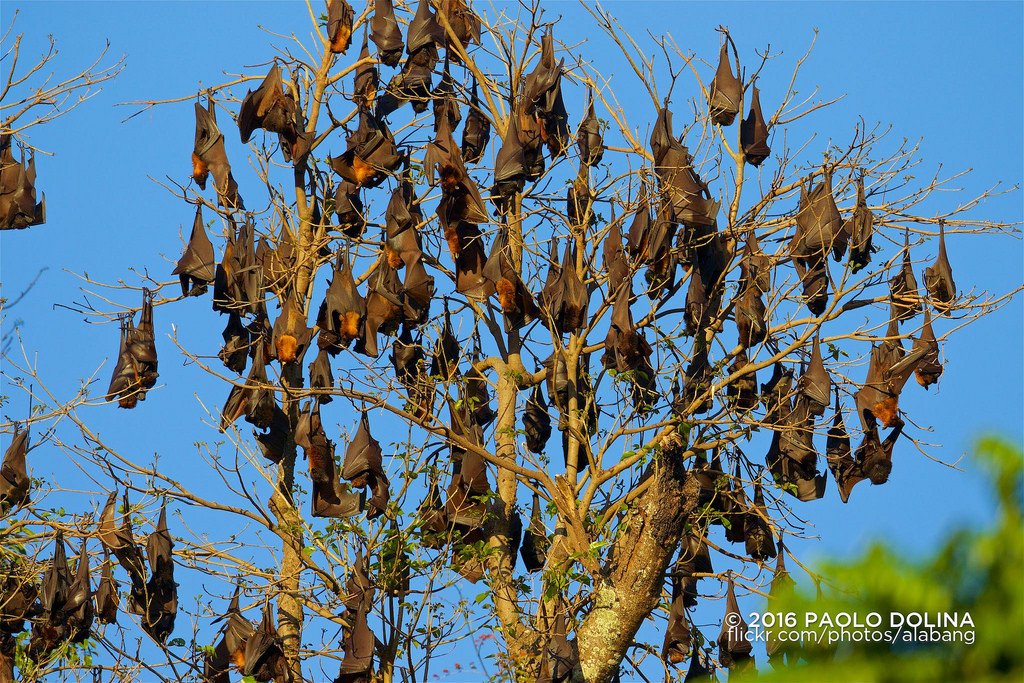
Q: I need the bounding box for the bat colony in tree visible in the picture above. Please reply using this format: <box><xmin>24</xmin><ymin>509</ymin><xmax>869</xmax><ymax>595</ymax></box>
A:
<box><xmin>0</xmin><ymin>1</ymin><xmax>1017</xmax><ymax>681</ymax></box>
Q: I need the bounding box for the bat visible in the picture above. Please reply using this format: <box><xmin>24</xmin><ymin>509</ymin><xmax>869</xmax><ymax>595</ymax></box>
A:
<box><xmin>602</xmin><ymin>281</ymin><xmax>651</xmax><ymax>373</ymax></box>
<box><xmin>577</xmin><ymin>88</ymin><xmax>604</xmax><ymax>167</ymax></box>
<box><xmin>376</xmin><ymin>59</ymin><xmax>433</xmax><ymax>117</ymax></box>
<box><xmin>407</xmin><ymin>0</ymin><xmax>444</xmax><ymax>57</ymax></box>
<box><xmin>735</xmin><ymin>283</ymin><xmax>767</xmax><ymax>350</ymax></box>
<box><xmin>722</xmin><ymin>463</ymin><xmax>749</xmax><ymax>544</ymax></box>
<box><xmin>341</xmin><ymin>414</ymin><xmax>390</xmax><ymax>519</ymax></box>
<box><xmin>740</xmin><ymin>83</ymin><xmax>771</xmax><ymax>166</ymax></box>
<box><xmin>432</xmin><ymin>59</ymin><xmax>462</xmax><ymax>133</ymax></box>
<box><xmin>766</xmin><ymin>544</ymin><xmax>796</xmax><ymax>663</ymax></box>
<box><xmin>205</xmin><ymin>585</ymin><xmax>253</xmax><ymax>683</ymax></box>
<box><xmin>218</xmin><ymin>312</ymin><xmax>250</xmax><ymax>374</ymax></box>
<box><xmin>417</xmin><ymin>479</ymin><xmax>448</xmax><ymax>549</ymax></box>
<box><xmin>708</xmin><ymin>40</ymin><xmax>742</xmax><ymax>126</ymax></box>
<box><xmin>566</xmin><ymin>169</ymin><xmax>593</xmax><ymax>227</ymax></box>
<box><xmin>662</xmin><ymin>594</ymin><xmax>691</xmax><ymax>664</ymax></box>
<box><xmin>333</xmin><ymin>180</ymin><xmax>366</xmax><ymax>240</ymax></box>
<box><xmin>519</xmin><ymin>492</ymin><xmax>549</xmax><ymax>572</ymax></box>
<box><xmin>257</xmin><ymin>222</ymin><xmax>296</xmax><ymax>296</ymax></box>
<box><xmin>440</xmin><ymin>0</ymin><xmax>482</xmax><ymax>53</ymax></box>
<box><xmin>343</xmin><ymin>553</ymin><xmax>374</xmax><ymax>613</ymax></box>
<box><xmin>717</xmin><ymin>579</ymin><xmax>754</xmax><ymax>671</ymax></box>
<box><xmin>448</xmin><ymin>389</ymin><xmax>486</xmax><ymax>464</ymax></box>
<box><xmin>685</xmin><ymin>268</ymin><xmax>710</xmax><ymax>337</ymax></box>
<box><xmin>522</xmin><ymin>30</ymin><xmax>569</xmax><ymax>157</ymax></box>
<box><xmin>685</xmin><ymin>650</ymin><xmax>711</xmax><ymax>681</ymax></box>
<box><xmin>106</xmin><ymin>290</ymin><xmax>159</xmax><ymax>409</ymax></box>
<box><xmin>797</xmin><ymin>334</ymin><xmax>831</xmax><ymax>415</ymax></box>
<box><xmin>745</xmin><ymin>483</ymin><xmax>777</xmax><ymax>561</ymax></box>
<box><xmin>854</xmin><ymin>307</ymin><xmax>929</xmax><ymax>430</ymax></box>
<box><xmin>523</xmin><ymin>383</ymin><xmax>552</xmax><ymax>455</ymax></box>
<box><xmin>95</xmin><ymin>553</ymin><xmax>119</xmax><ymax>625</ymax></box>
<box><xmin>913</xmin><ymin>308</ymin><xmax>942</xmax><ymax>388</ymax></box>
<box><xmin>681</xmin><ymin>349</ymin><xmax>714</xmax><ymax>415</ymax></box>
<box><xmin>270</xmin><ymin>295</ymin><xmax>312</xmax><ymax>366</ymax></box>
<box><xmin>64</xmin><ymin>540</ymin><xmax>94</xmax><ymax>644</ymax></box>
<box><xmin>192</xmin><ymin>98</ymin><xmax>242</xmax><ymax>210</ymax></box>
<box><xmin>672</xmin><ymin>531</ymin><xmax>713</xmax><ymax>609</ymax></box>
<box><xmin>220</xmin><ymin>344</ymin><xmax>277</xmax><ymax>431</ymax></box>
<box><xmin>445</xmin><ymin>469</ymin><xmax>486</xmax><ymax>529</ymax></box>
<box><xmin>430</xmin><ymin>309</ymin><xmax>460</xmax><ymax>381</ymax></box>
<box><xmin>825</xmin><ymin>393</ymin><xmax>867</xmax><ymax>503</ymax></box>
<box><xmin>317</xmin><ymin>251</ymin><xmax>366</xmax><ymax>355</ymax></box>
<box><xmin>380</xmin><ymin>522</ymin><xmax>412</xmax><ymax>597</ymax></box>
<box><xmin>355</xmin><ymin>258</ymin><xmax>404</xmax><ymax>358</ymax></box>
<box><xmin>491</xmin><ymin>115</ymin><xmax>527</xmax><ymax>213</ymax></box>
<box><xmin>327</xmin><ymin>0</ymin><xmax>354</xmax><ymax>54</ymax></box>
<box><xmin>337</xmin><ymin>600</ymin><xmax>375</xmax><ymax>679</ymax></box>
<box><xmin>602</xmin><ymin>212</ymin><xmax>629</xmax><ymax>295</ymax></box>
<box><xmin>369</xmin><ymin>0</ymin><xmax>403</xmax><ymax>67</ymax></box>
<box><xmin>726</xmin><ymin>352</ymin><xmax>758</xmax><ymax>411</ymax></box>
<box><xmin>1</xmin><ymin>425</ymin><xmax>30</xmax><ymax>510</ymax></box>
<box><xmin>650</xmin><ymin>102</ymin><xmax>719</xmax><ymax>228</ymax></box>
<box><xmin>924</xmin><ymin>219</ymin><xmax>956</xmax><ymax>310</ymax></box>
<box><xmin>97</xmin><ymin>491</ymin><xmax>146</xmax><ymax>597</ymax></box>
<box><xmin>238</xmin><ymin>63</ymin><xmax>311</xmax><ymax>161</ymax></box>
<box><xmin>845</xmin><ymin>172</ymin><xmax>875</xmax><ymax>273</ymax></box>
<box><xmin>0</xmin><ymin>133</ymin><xmax>45</xmax><ymax>230</ymax></box>
<box><xmin>391</xmin><ymin>326</ymin><xmax>426</xmax><ymax>388</ymax></box>
<box><xmin>793</xmin><ymin>254</ymin><xmax>829</xmax><ymax>316</ymax></box>
<box><xmin>29</xmin><ymin>531</ymin><xmax>72</xmax><ymax>656</ymax></box>
<box><xmin>329</xmin><ymin>107</ymin><xmax>402</xmax><ymax>188</ymax></box>
<box><xmin>792</xmin><ymin>167</ymin><xmax>842</xmax><ymax>262</ymax></box>
<box><xmin>483</xmin><ymin>229</ymin><xmax>539</xmax><ymax>332</ymax></box>
<box><xmin>461</xmin><ymin>80</ymin><xmax>491</xmax><ymax>163</ymax></box>
<box><xmin>464</xmin><ymin>363</ymin><xmax>495</xmax><ymax>428</ymax></box>
<box><xmin>542</xmin><ymin>612</ymin><xmax>577</xmax><ymax>682</ymax></box>
<box><xmin>243</xmin><ymin>604</ymin><xmax>293</xmax><ymax>682</ymax></box>
<box><xmin>626</xmin><ymin>181</ymin><xmax>653</xmax><ymax>259</ymax></box>
<box><xmin>545</xmin><ymin>240</ymin><xmax>588</xmax><ymax>336</ymax></box>
<box><xmin>856</xmin><ymin>420</ymin><xmax>903</xmax><ymax>485</ymax></box>
<box><xmin>740</xmin><ymin>230</ymin><xmax>772</xmax><ymax>294</ymax></box>
<box><xmin>140</xmin><ymin>503</ymin><xmax>177</xmax><ymax>644</ymax></box>
<box><xmin>426</xmin><ymin>117</ymin><xmax>489</xmax><ymax>228</ymax></box>
<box><xmin>516</xmin><ymin>98</ymin><xmax>546</xmax><ymax>179</ymax></box>
<box><xmin>890</xmin><ymin>231</ymin><xmax>922</xmax><ymax>323</ymax></box>
<box><xmin>214</xmin><ymin>216</ymin><xmax>262</xmax><ymax>316</ymax></box>
<box><xmin>295</xmin><ymin>401</ymin><xmax>365</xmax><ymax>518</ymax></box>
<box><xmin>309</xmin><ymin>348</ymin><xmax>335</xmax><ymax>402</ymax></box>
<box><xmin>173</xmin><ymin>205</ymin><xmax>216</xmax><ymax>297</ymax></box>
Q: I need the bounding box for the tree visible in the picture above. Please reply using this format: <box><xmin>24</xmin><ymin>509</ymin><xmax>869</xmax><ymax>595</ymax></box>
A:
<box><xmin>0</xmin><ymin>2</ymin><xmax>1019</xmax><ymax>682</ymax></box>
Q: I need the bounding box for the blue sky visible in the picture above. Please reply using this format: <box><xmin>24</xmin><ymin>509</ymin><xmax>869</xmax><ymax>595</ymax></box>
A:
<box><xmin>2</xmin><ymin>1</ymin><xmax>1022</xmax><ymax>680</ymax></box>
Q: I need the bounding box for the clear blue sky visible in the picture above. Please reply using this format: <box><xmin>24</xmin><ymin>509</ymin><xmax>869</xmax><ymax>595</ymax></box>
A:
<box><xmin>2</xmin><ymin>1</ymin><xmax>1022</xmax><ymax>680</ymax></box>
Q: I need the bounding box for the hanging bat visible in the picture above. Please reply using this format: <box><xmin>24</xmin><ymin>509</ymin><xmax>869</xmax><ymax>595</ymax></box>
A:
<box><xmin>726</xmin><ymin>353</ymin><xmax>758</xmax><ymax>411</ymax></box>
<box><xmin>0</xmin><ymin>134</ymin><xmax>46</xmax><ymax>230</ymax></box>
<box><xmin>924</xmin><ymin>219</ymin><xmax>956</xmax><ymax>310</ymax></box>
<box><xmin>913</xmin><ymin>308</ymin><xmax>943</xmax><ymax>388</ymax></box>
<box><xmin>308</xmin><ymin>348</ymin><xmax>335</xmax><ymax>402</ymax></box>
<box><xmin>793</xmin><ymin>254</ymin><xmax>829</xmax><ymax>316</ymax></box>
<box><xmin>672</xmin><ymin>531</ymin><xmax>713</xmax><ymax>609</ymax></box>
<box><xmin>825</xmin><ymin>393</ymin><xmax>866</xmax><ymax>503</ymax></box>
<box><xmin>238</xmin><ymin>63</ymin><xmax>310</xmax><ymax>161</ymax></box>
<box><xmin>602</xmin><ymin>212</ymin><xmax>629</xmax><ymax>295</ymax></box>
<box><xmin>682</xmin><ymin>349</ymin><xmax>714</xmax><ymax>415</ymax></box>
<box><xmin>317</xmin><ymin>251</ymin><xmax>366</xmax><ymax>355</ymax></box>
<box><xmin>425</xmin><ymin>115</ymin><xmax>489</xmax><ymax>226</ymax></box>
<box><xmin>333</xmin><ymin>180</ymin><xmax>366</xmax><ymax>239</ymax></box>
<box><xmin>270</xmin><ymin>295</ymin><xmax>312</xmax><ymax>366</ymax></box>
<box><xmin>708</xmin><ymin>40</ymin><xmax>742</xmax><ymax>126</ymax></box>
<box><xmin>430</xmin><ymin>309</ymin><xmax>460</xmax><ymax>381</ymax></box>
<box><xmin>745</xmin><ymin>483</ymin><xmax>777</xmax><ymax>561</ymax></box>
<box><xmin>685</xmin><ymin>650</ymin><xmax>711</xmax><ymax>681</ymax></box>
<box><xmin>767</xmin><ymin>431</ymin><xmax>828</xmax><ymax>503</ymax></box>
<box><xmin>407</xmin><ymin>0</ymin><xmax>444</xmax><ymax>56</ymax></box>
<box><xmin>542</xmin><ymin>612</ymin><xmax>578</xmax><ymax>681</ymax></box>
<box><xmin>464</xmin><ymin>364</ymin><xmax>495</xmax><ymax>427</ymax></box>
<box><xmin>220</xmin><ymin>344</ymin><xmax>277</xmax><ymax>431</ymax></box>
<box><xmin>218</xmin><ymin>312</ymin><xmax>250</xmax><ymax>374</ymax></box>
<box><xmin>722</xmin><ymin>463</ymin><xmax>749</xmax><ymax>544</ymax></box>
<box><xmin>797</xmin><ymin>334</ymin><xmax>831</xmax><ymax>415</ymax></box>
<box><xmin>440</xmin><ymin>0</ymin><xmax>482</xmax><ymax>52</ymax></box>
<box><xmin>64</xmin><ymin>540</ymin><xmax>94</xmax><ymax>644</ymax></box>
<box><xmin>106</xmin><ymin>290</ymin><xmax>160</xmax><ymax>409</ymax></box>
<box><xmin>685</xmin><ymin>268</ymin><xmax>710</xmax><ymax>338</ymax></box>
<box><xmin>546</xmin><ymin>241</ymin><xmax>588</xmax><ymax>336</ymax></box>
<box><xmin>626</xmin><ymin>182</ymin><xmax>653</xmax><ymax>259</ymax></box>
<box><xmin>327</xmin><ymin>0</ymin><xmax>354</xmax><ymax>54</ymax></box>
<box><xmin>890</xmin><ymin>231</ymin><xmax>922</xmax><ymax>323</ymax></box>
<box><xmin>452</xmin><ymin>223</ymin><xmax>493</xmax><ymax>301</ymax></box>
<box><xmin>602</xmin><ymin>281</ymin><xmax>651</xmax><ymax>373</ymax></box>
<box><xmin>461</xmin><ymin>80</ymin><xmax>491</xmax><ymax>163</ymax></box>
<box><xmin>214</xmin><ymin>217</ymin><xmax>262</xmax><ymax>316</ymax></box>
<box><xmin>662</xmin><ymin>594</ymin><xmax>691</xmax><ymax>665</ymax></box>
<box><xmin>740</xmin><ymin>83</ymin><xmax>771</xmax><ymax>166</ymax></box>
<box><xmin>192</xmin><ymin>98</ymin><xmax>243</xmax><ymax>210</ymax></box>
<box><xmin>337</xmin><ymin>600</ymin><xmax>375</xmax><ymax>679</ymax></box>
<box><xmin>417</xmin><ymin>480</ymin><xmax>448</xmax><ymax>549</ymax></box>
<box><xmin>792</xmin><ymin>167</ymin><xmax>842</xmax><ymax>261</ymax></box>
<box><xmin>329</xmin><ymin>107</ymin><xmax>402</xmax><ymax>188</ymax></box>
<box><xmin>577</xmin><ymin>88</ymin><xmax>604</xmax><ymax>167</ymax></box>
<box><xmin>839</xmin><ymin>172</ymin><xmax>874</xmax><ymax>274</ymax></box>
<box><xmin>29</xmin><ymin>531</ymin><xmax>72</xmax><ymax>656</ymax></box>
<box><xmin>369</xmin><ymin>0</ymin><xmax>403</xmax><ymax>67</ymax></box>
<box><xmin>432</xmin><ymin>59</ymin><xmax>462</xmax><ymax>133</ymax></box>
<box><xmin>523</xmin><ymin>383</ymin><xmax>552</xmax><ymax>455</ymax></box>
<box><xmin>650</xmin><ymin>103</ymin><xmax>719</xmax><ymax>228</ymax></box>
<box><xmin>491</xmin><ymin>115</ymin><xmax>527</xmax><ymax>214</ymax></box>
<box><xmin>445</xmin><ymin>470</ymin><xmax>486</xmax><ymax>529</ymax></box>
<box><xmin>356</xmin><ymin>258</ymin><xmax>404</xmax><ymax>358</ymax></box>
<box><xmin>377</xmin><ymin>61</ymin><xmax>433</xmax><ymax>117</ymax></box>
<box><xmin>448</xmin><ymin>395</ymin><xmax>485</xmax><ymax>465</ymax></box>
<box><xmin>97</xmin><ymin>491</ymin><xmax>146</xmax><ymax>596</ymax></box>
<box><xmin>95</xmin><ymin>553</ymin><xmax>119</xmax><ymax>625</ymax></box>
<box><xmin>391</xmin><ymin>326</ymin><xmax>426</xmax><ymax>389</ymax></box>
<box><xmin>519</xmin><ymin>492</ymin><xmax>549</xmax><ymax>572</ymax></box>
<box><xmin>172</xmin><ymin>205</ymin><xmax>216</xmax><ymax>296</ymax></box>
<box><xmin>1</xmin><ymin>425</ymin><xmax>30</xmax><ymax>509</ymax></box>
<box><xmin>343</xmin><ymin>553</ymin><xmax>374</xmax><ymax>613</ymax></box>
<box><xmin>717</xmin><ymin>579</ymin><xmax>754</xmax><ymax>671</ymax></box>
<box><xmin>253</xmin><ymin>404</ymin><xmax>290</xmax><ymax>464</ymax></box>
<box><xmin>205</xmin><ymin>585</ymin><xmax>254</xmax><ymax>683</ymax></box>
<box><xmin>295</xmin><ymin>401</ymin><xmax>365</xmax><ymax>518</ymax></box>
<box><xmin>854</xmin><ymin>307</ymin><xmax>929</xmax><ymax>430</ymax></box>
<box><xmin>342</xmin><ymin>414</ymin><xmax>390</xmax><ymax>519</ymax></box>
<box><xmin>566</xmin><ymin>168</ymin><xmax>593</xmax><ymax>227</ymax></box>
<box><xmin>138</xmin><ymin>503</ymin><xmax>177</xmax><ymax>644</ymax></box>
<box><xmin>740</xmin><ymin>230</ymin><xmax>772</xmax><ymax>293</ymax></box>
<box><xmin>766</xmin><ymin>544</ymin><xmax>796</xmax><ymax>663</ymax></box>
<box><xmin>855</xmin><ymin>421</ymin><xmax>903</xmax><ymax>485</ymax></box>
<box><xmin>735</xmin><ymin>283</ymin><xmax>767</xmax><ymax>350</ymax></box>
<box><xmin>483</xmin><ymin>229</ymin><xmax>539</xmax><ymax>332</ymax></box>
<box><xmin>243</xmin><ymin>604</ymin><xmax>293</xmax><ymax>683</ymax></box>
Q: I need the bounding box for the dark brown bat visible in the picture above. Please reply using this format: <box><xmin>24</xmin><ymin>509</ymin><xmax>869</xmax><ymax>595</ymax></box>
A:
<box><xmin>356</xmin><ymin>258</ymin><xmax>404</xmax><ymax>358</ymax></box>
<box><xmin>793</xmin><ymin>254</ymin><xmax>829</xmax><ymax>316</ymax></box>
<box><xmin>337</xmin><ymin>601</ymin><xmax>375</xmax><ymax>679</ymax></box>
<box><xmin>519</xmin><ymin>492</ymin><xmax>548</xmax><ymax>572</ymax></box>
<box><xmin>464</xmin><ymin>363</ymin><xmax>495</xmax><ymax>428</ymax></box>
<box><xmin>97</xmin><ymin>491</ymin><xmax>147</xmax><ymax>597</ymax></box>
<box><xmin>685</xmin><ymin>268</ymin><xmax>710</xmax><ymax>337</ymax></box>
<box><xmin>740</xmin><ymin>83</ymin><xmax>771</xmax><ymax>166</ymax></box>
<box><xmin>343</xmin><ymin>553</ymin><xmax>374</xmax><ymax>613</ymax></box>
<box><xmin>106</xmin><ymin>291</ymin><xmax>160</xmax><ymax>409</ymax></box>
<box><xmin>740</xmin><ymin>230</ymin><xmax>772</xmax><ymax>293</ymax></box>
<box><xmin>766</xmin><ymin>544</ymin><xmax>796</xmax><ymax>663</ymax></box>
<box><xmin>717</xmin><ymin>579</ymin><xmax>754</xmax><ymax>671</ymax></box>
<box><xmin>890</xmin><ymin>231</ymin><xmax>922</xmax><ymax>323</ymax></box>
<box><xmin>461</xmin><ymin>80</ymin><xmax>491</xmax><ymax>163</ymax></box>
<box><xmin>391</xmin><ymin>326</ymin><xmax>426</xmax><ymax>387</ymax></box>
<box><xmin>546</xmin><ymin>241</ymin><xmax>589</xmax><ymax>336</ymax></box>
<box><xmin>844</xmin><ymin>172</ymin><xmax>875</xmax><ymax>273</ymax></box>
<box><xmin>214</xmin><ymin>216</ymin><xmax>262</xmax><ymax>316</ymax></box>
<box><xmin>792</xmin><ymin>167</ymin><xmax>841</xmax><ymax>261</ymax></box>
<box><xmin>798</xmin><ymin>334</ymin><xmax>831</xmax><ymax>415</ymax></box>
<box><xmin>369</xmin><ymin>0</ymin><xmax>403</xmax><ymax>67</ymax></box>
<box><xmin>672</xmin><ymin>531</ymin><xmax>713</xmax><ymax>609</ymax></box>
<box><xmin>205</xmin><ymin>586</ymin><xmax>253</xmax><ymax>683</ymax></box>
<box><xmin>540</xmin><ymin>612</ymin><xmax>577</xmax><ymax>682</ymax></box>
<box><xmin>295</xmin><ymin>401</ymin><xmax>366</xmax><ymax>518</ymax></box>
<box><xmin>308</xmin><ymin>348</ymin><xmax>335</xmax><ymax>402</ymax></box>
<box><xmin>173</xmin><ymin>205</ymin><xmax>216</xmax><ymax>296</ymax></box>
<box><xmin>29</xmin><ymin>531</ymin><xmax>72</xmax><ymax>656</ymax></box>
<box><xmin>416</xmin><ymin>479</ymin><xmax>448</xmax><ymax>549</ymax></box>
<box><xmin>430</xmin><ymin>309</ymin><xmax>460</xmax><ymax>381</ymax></box>
<box><xmin>0</xmin><ymin>134</ymin><xmax>46</xmax><ymax>230</ymax></box>
<box><xmin>407</xmin><ymin>0</ymin><xmax>443</xmax><ymax>56</ymax></box>
<box><xmin>523</xmin><ymin>383</ymin><xmax>552</xmax><ymax>455</ymax></box>
<box><xmin>577</xmin><ymin>88</ymin><xmax>604</xmax><ymax>167</ymax></box>
<box><xmin>722</xmin><ymin>463</ymin><xmax>749</xmax><ymax>544</ymax></box>
<box><xmin>440</xmin><ymin>0</ymin><xmax>481</xmax><ymax>53</ymax></box>
<box><xmin>270</xmin><ymin>295</ymin><xmax>312</xmax><ymax>366</ymax></box>
<box><xmin>913</xmin><ymin>308</ymin><xmax>943</xmax><ymax>389</ymax></box>
<box><xmin>377</xmin><ymin>59</ymin><xmax>433</xmax><ymax>117</ymax></box>
<box><xmin>650</xmin><ymin>102</ymin><xmax>719</xmax><ymax>228</ymax></box>
<box><xmin>427</xmin><ymin>118</ymin><xmax>490</xmax><ymax>227</ymax></box>
<box><xmin>745</xmin><ymin>483</ymin><xmax>777</xmax><ymax>561</ymax></box>
<box><xmin>192</xmin><ymin>98</ymin><xmax>242</xmax><ymax>210</ymax></box>
<box><xmin>708</xmin><ymin>40</ymin><xmax>742</xmax><ymax>126</ymax></box>
<box><xmin>854</xmin><ymin>307</ymin><xmax>928</xmax><ymax>430</ymax></box>
<box><xmin>448</xmin><ymin>388</ymin><xmax>485</xmax><ymax>465</ymax></box>
<box><xmin>238</xmin><ymin>63</ymin><xmax>311</xmax><ymax>161</ymax></box>
<box><xmin>602</xmin><ymin>281</ymin><xmax>651</xmax><ymax>373</ymax></box>
<box><xmin>685</xmin><ymin>650</ymin><xmax>711</xmax><ymax>681</ymax></box>
<box><xmin>681</xmin><ymin>349</ymin><xmax>714</xmax><ymax>415</ymax></box>
<box><xmin>924</xmin><ymin>220</ymin><xmax>956</xmax><ymax>310</ymax></box>
<box><xmin>94</xmin><ymin>553</ymin><xmax>119</xmax><ymax>625</ymax></box>
<box><xmin>856</xmin><ymin>421</ymin><xmax>903</xmax><ymax>485</ymax></box>
<box><xmin>317</xmin><ymin>251</ymin><xmax>366</xmax><ymax>355</ymax></box>
<box><xmin>483</xmin><ymin>229</ymin><xmax>539</xmax><ymax>332</ymax></box>
<box><xmin>220</xmin><ymin>344</ymin><xmax>277</xmax><ymax>431</ymax></box>
<box><xmin>218</xmin><ymin>311</ymin><xmax>250</xmax><ymax>374</ymax></box>
<box><xmin>626</xmin><ymin>182</ymin><xmax>653</xmax><ymax>259</ymax></box>
<box><xmin>1</xmin><ymin>425</ymin><xmax>30</xmax><ymax>510</ymax></box>
<box><xmin>602</xmin><ymin>212</ymin><xmax>629</xmax><ymax>295</ymax></box>
<box><xmin>735</xmin><ymin>283</ymin><xmax>767</xmax><ymax>350</ymax></box>
<box><xmin>334</xmin><ymin>180</ymin><xmax>366</xmax><ymax>238</ymax></box>
<box><xmin>566</xmin><ymin>168</ymin><xmax>593</xmax><ymax>228</ymax></box>
<box><xmin>432</xmin><ymin>59</ymin><xmax>462</xmax><ymax>132</ymax></box>
<box><xmin>243</xmin><ymin>604</ymin><xmax>293</xmax><ymax>683</ymax></box>
<box><xmin>64</xmin><ymin>540</ymin><xmax>94</xmax><ymax>644</ymax></box>
<box><xmin>726</xmin><ymin>353</ymin><xmax>758</xmax><ymax>411</ymax></box>
<box><xmin>825</xmin><ymin>393</ymin><xmax>866</xmax><ymax>503</ymax></box>
<box><xmin>329</xmin><ymin>107</ymin><xmax>402</xmax><ymax>188</ymax></box>
<box><xmin>138</xmin><ymin>503</ymin><xmax>177</xmax><ymax>644</ymax></box>
<box><xmin>662</xmin><ymin>594</ymin><xmax>691</xmax><ymax>665</ymax></box>
<box><xmin>327</xmin><ymin>0</ymin><xmax>355</xmax><ymax>54</ymax></box>
<box><xmin>491</xmin><ymin>115</ymin><xmax>528</xmax><ymax>214</ymax></box>
<box><xmin>445</xmin><ymin>469</ymin><xmax>486</xmax><ymax>529</ymax></box>
<box><xmin>341</xmin><ymin>414</ymin><xmax>390</xmax><ymax>519</ymax></box>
